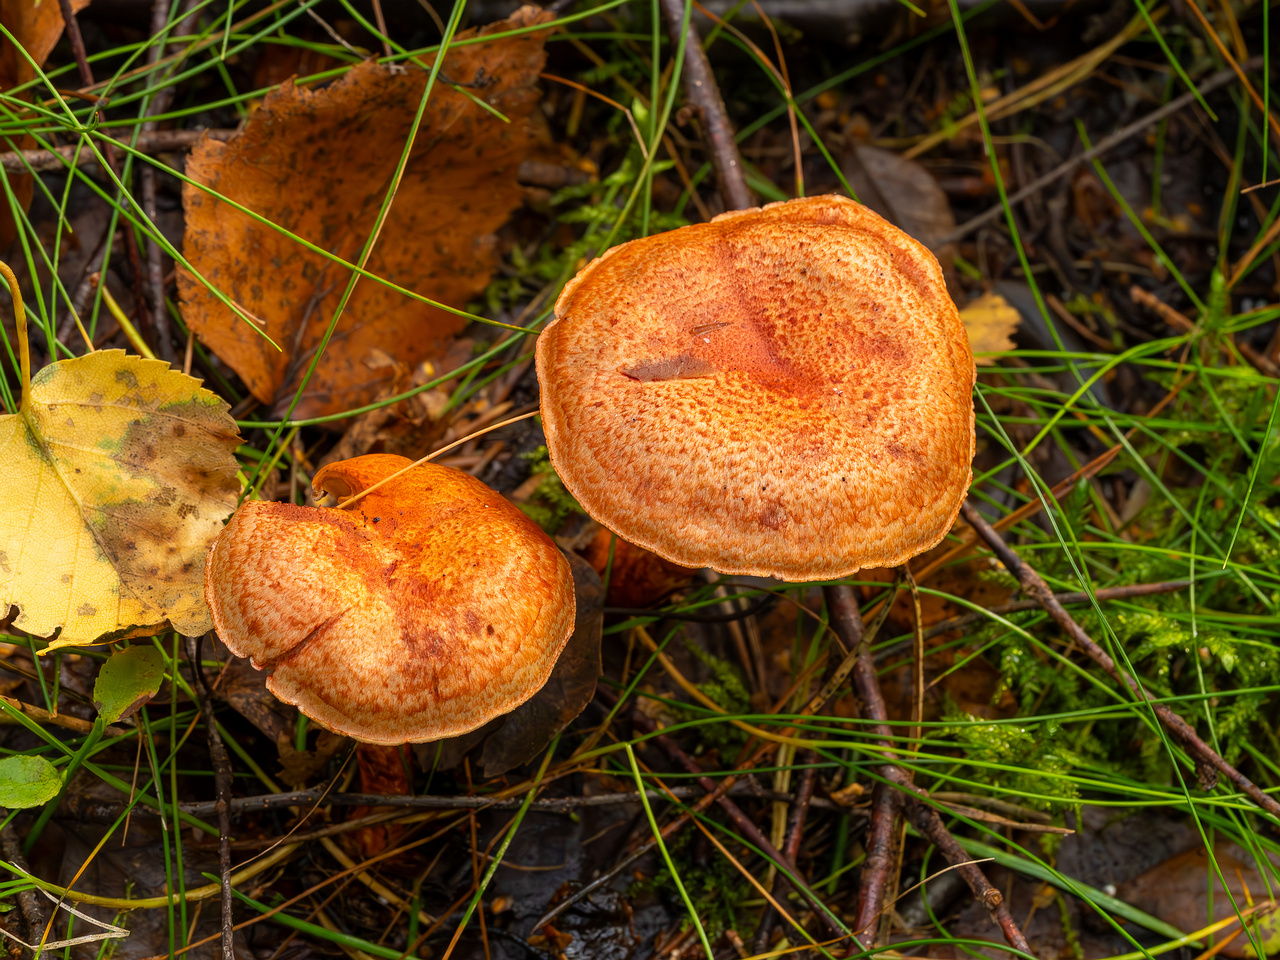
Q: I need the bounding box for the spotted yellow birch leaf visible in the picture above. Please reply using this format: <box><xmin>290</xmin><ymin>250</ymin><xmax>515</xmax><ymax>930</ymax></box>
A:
<box><xmin>960</xmin><ymin>291</ymin><xmax>1020</xmax><ymax>364</ymax></box>
<box><xmin>0</xmin><ymin>346</ymin><xmax>241</xmax><ymax>649</ymax></box>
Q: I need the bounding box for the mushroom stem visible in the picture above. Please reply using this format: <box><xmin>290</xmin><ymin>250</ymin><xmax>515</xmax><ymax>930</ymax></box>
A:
<box><xmin>961</xmin><ymin>500</ymin><xmax>1280</xmax><ymax>819</ymax></box>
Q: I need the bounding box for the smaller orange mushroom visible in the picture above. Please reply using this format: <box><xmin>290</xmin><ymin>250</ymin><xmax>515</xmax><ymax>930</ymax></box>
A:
<box><xmin>204</xmin><ymin>454</ymin><xmax>575</xmax><ymax>745</ymax></box>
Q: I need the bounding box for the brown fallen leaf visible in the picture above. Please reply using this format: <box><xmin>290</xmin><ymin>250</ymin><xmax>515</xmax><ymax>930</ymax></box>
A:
<box><xmin>1120</xmin><ymin>842</ymin><xmax>1280</xmax><ymax>957</ymax></box>
<box><xmin>0</xmin><ymin>0</ymin><xmax>92</xmax><ymax>246</ymax></box>
<box><xmin>842</xmin><ymin>144</ymin><xmax>957</xmax><ymax>277</ymax></box>
<box><xmin>277</xmin><ymin>729</ymin><xmax>349</xmax><ymax>786</ymax></box>
<box><xmin>216</xmin><ymin>655</ymin><xmax>296</xmax><ymax>746</ymax></box>
<box><xmin>960</xmin><ymin>291</ymin><xmax>1021</xmax><ymax>363</ymax></box>
<box><xmin>0</xmin><ymin>0</ymin><xmax>90</xmax><ymax>88</ymax></box>
<box><xmin>179</xmin><ymin>6</ymin><xmax>550</xmax><ymax>419</ymax></box>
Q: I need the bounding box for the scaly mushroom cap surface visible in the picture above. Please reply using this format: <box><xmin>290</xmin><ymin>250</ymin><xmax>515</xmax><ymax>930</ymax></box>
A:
<box><xmin>205</xmin><ymin>455</ymin><xmax>575</xmax><ymax>744</ymax></box>
<box><xmin>536</xmin><ymin>194</ymin><xmax>975</xmax><ymax>580</ymax></box>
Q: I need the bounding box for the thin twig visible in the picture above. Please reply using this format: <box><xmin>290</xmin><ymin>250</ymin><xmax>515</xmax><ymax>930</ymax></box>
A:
<box><xmin>658</xmin><ymin>0</ymin><xmax>753</xmax><ymax>211</ymax></box>
<box><xmin>0</xmin><ymin>814</ymin><xmax>47</xmax><ymax>947</ymax></box>
<box><xmin>55</xmin><ymin>0</ymin><xmax>93</xmax><ymax>87</ymax></box>
<box><xmin>625</xmin><ymin>695</ymin><xmax>850</xmax><ymax>940</ymax></box>
<box><xmin>960</xmin><ymin>501</ymin><xmax>1280</xmax><ymax>820</ymax></box>
<box><xmin>893</xmin><ymin>373</ymin><xmax>1195</xmax><ymax>600</ymax></box>
<box><xmin>754</xmin><ymin>756</ymin><xmax>818</xmax><ymax>953</ymax></box>
<box><xmin>939</xmin><ymin>61</ymin><xmax>1258</xmax><ymax>245</ymax></box>
<box><xmin>168</xmin><ymin>784</ymin><xmax>838</xmax><ymax>818</ymax></box>
<box><xmin>534</xmin><ymin>608</ymin><xmax>875</xmax><ymax>935</ymax></box>
<box><xmin>1</xmin><ymin>694</ymin><xmax>129</xmax><ymax>736</ymax></box>
<box><xmin>0</xmin><ymin>130</ymin><xmax>236</xmax><ymax>174</ymax></box>
<box><xmin>138</xmin><ymin>0</ymin><xmax>200</xmax><ymax>363</ymax></box>
<box><xmin>828</xmin><ymin>585</ymin><xmax>903</xmax><ymax>949</ymax></box>
<box><xmin>826</xmin><ymin>583</ymin><xmax>1034</xmax><ymax>957</ymax></box>
<box><xmin>531</xmin><ymin>698</ymin><xmax>793</xmax><ymax>933</ymax></box>
<box><xmin>187</xmin><ymin>636</ymin><xmax>234</xmax><ymax>959</ymax></box>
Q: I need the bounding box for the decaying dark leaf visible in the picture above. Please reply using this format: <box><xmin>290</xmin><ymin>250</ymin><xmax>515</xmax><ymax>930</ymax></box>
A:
<box><xmin>842</xmin><ymin>144</ymin><xmax>957</xmax><ymax>277</ymax></box>
<box><xmin>277</xmin><ymin>730</ymin><xmax>350</xmax><ymax>786</ymax></box>
<box><xmin>1120</xmin><ymin>842</ymin><xmax>1280</xmax><ymax>957</ymax></box>
<box><xmin>480</xmin><ymin>551</ymin><xmax>603</xmax><ymax>777</ymax></box>
<box><xmin>215</xmin><ymin>655</ymin><xmax>296</xmax><ymax>746</ymax></box>
<box><xmin>179</xmin><ymin>7</ymin><xmax>551</xmax><ymax>418</ymax></box>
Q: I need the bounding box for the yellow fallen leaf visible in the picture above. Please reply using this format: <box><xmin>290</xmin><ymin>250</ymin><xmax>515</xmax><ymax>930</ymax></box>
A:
<box><xmin>961</xmin><ymin>291</ymin><xmax>1020</xmax><ymax>364</ymax></box>
<box><xmin>0</xmin><ymin>264</ymin><xmax>240</xmax><ymax>649</ymax></box>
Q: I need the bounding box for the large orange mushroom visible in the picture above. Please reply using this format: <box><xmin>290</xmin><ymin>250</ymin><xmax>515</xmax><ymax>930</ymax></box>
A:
<box><xmin>205</xmin><ymin>454</ymin><xmax>575</xmax><ymax>744</ymax></box>
<box><xmin>535</xmin><ymin>194</ymin><xmax>975</xmax><ymax>580</ymax></box>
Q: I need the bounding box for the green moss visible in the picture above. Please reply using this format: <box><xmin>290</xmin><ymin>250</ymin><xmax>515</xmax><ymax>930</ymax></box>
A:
<box><xmin>629</xmin><ymin>824</ymin><xmax>749</xmax><ymax>943</ymax></box>
<box><xmin>516</xmin><ymin>446</ymin><xmax>585</xmax><ymax>534</ymax></box>
<box><xmin>668</xmin><ymin>639</ymin><xmax>750</xmax><ymax>759</ymax></box>
<box><xmin>942</xmin><ymin>702</ymin><xmax>1081</xmax><ymax>810</ymax></box>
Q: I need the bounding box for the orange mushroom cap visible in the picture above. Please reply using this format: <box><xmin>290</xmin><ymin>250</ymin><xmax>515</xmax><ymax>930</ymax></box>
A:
<box><xmin>535</xmin><ymin>194</ymin><xmax>975</xmax><ymax>580</ymax></box>
<box><xmin>205</xmin><ymin>454</ymin><xmax>575</xmax><ymax>744</ymax></box>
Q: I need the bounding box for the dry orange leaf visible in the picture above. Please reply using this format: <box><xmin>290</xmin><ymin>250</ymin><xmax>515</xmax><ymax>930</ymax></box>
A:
<box><xmin>179</xmin><ymin>7</ymin><xmax>550</xmax><ymax>419</ymax></box>
<box><xmin>0</xmin><ymin>0</ymin><xmax>89</xmax><ymax>88</ymax></box>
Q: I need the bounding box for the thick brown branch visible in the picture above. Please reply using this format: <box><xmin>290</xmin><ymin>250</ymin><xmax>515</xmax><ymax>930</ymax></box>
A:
<box><xmin>829</xmin><ymin>584</ymin><xmax>903</xmax><ymax>948</ymax></box>
<box><xmin>0</xmin><ymin>815</ymin><xmax>46</xmax><ymax>946</ymax></box>
<box><xmin>853</xmin><ymin>783</ymin><xmax>903</xmax><ymax>946</ymax></box>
